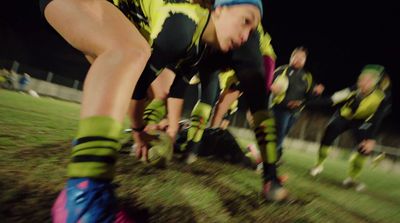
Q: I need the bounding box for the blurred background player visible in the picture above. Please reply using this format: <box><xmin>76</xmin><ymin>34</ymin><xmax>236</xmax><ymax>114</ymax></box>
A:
<box><xmin>174</xmin><ymin>119</ymin><xmax>262</xmax><ymax>169</ymax></box>
<box><xmin>183</xmin><ymin>25</ymin><xmax>289</xmax><ymax>201</ymax></box>
<box><xmin>133</xmin><ymin>21</ymin><xmax>287</xmax><ymax>201</ymax></box>
<box><xmin>309</xmin><ymin>64</ymin><xmax>392</xmax><ymax>191</ymax></box>
<box><xmin>18</xmin><ymin>73</ymin><xmax>31</xmax><ymax>92</ymax></box>
<box><xmin>270</xmin><ymin>47</ymin><xmax>324</xmax><ymax>162</ymax></box>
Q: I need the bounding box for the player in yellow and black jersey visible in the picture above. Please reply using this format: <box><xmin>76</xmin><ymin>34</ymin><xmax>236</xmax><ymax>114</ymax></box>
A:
<box><xmin>139</xmin><ymin>23</ymin><xmax>288</xmax><ymax>201</ymax></box>
<box><xmin>39</xmin><ymin>0</ymin><xmax>263</xmax><ymax>221</ymax></box>
<box><xmin>309</xmin><ymin>64</ymin><xmax>392</xmax><ymax>191</ymax></box>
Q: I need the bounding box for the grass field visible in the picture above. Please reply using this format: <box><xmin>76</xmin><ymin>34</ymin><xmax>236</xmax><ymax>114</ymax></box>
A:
<box><xmin>1</xmin><ymin>90</ymin><xmax>399</xmax><ymax>223</ymax></box>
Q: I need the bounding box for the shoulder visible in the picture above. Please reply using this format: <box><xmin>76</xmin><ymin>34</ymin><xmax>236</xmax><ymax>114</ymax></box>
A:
<box><xmin>152</xmin><ymin>13</ymin><xmax>197</xmax><ymax>51</ymax></box>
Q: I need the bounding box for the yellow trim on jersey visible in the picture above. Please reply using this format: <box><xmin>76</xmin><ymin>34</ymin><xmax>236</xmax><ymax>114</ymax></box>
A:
<box><xmin>271</xmin><ymin>67</ymin><xmax>289</xmax><ymax>105</ymax></box>
<box><xmin>303</xmin><ymin>72</ymin><xmax>313</xmax><ymax>92</ymax></box>
<box><xmin>219</xmin><ymin>70</ymin><xmax>238</xmax><ymax>90</ymax></box>
<box><xmin>229</xmin><ymin>99</ymin><xmax>239</xmax><ymax>114</ymax></box>
<box><xmin>271</xmin><ymin>67</ymin><xmax>314</xmax><ymax>106</ymax></box>
<box><xmin>114</xmin><ymin>0</ymin><xmax>209</xmax><ymax>47</ymax></box>
<box><xmin>257</xmin><ymin>25</ymin><xmax>276</xmax><ymax>60</ymax></box>
<box><xmin>140</xmin><ymin>0</ymin><xmax>209</xmax><ymax>47</ymax></box>
<box><xmin>340</xmin><ymin>89</ymin><xmax>385</xmax><ymax>120</ymax></box>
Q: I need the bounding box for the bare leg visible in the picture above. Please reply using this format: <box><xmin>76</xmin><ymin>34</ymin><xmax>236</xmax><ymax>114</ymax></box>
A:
<box><xmin>45</xmin><ymin>0</ymin><xmax>150</xmax><ymax>122</ymax></box>
<box><xmin>44</xmin><ymin>0</ymin><xmax>150</xmax><ymax>221</ymax></box>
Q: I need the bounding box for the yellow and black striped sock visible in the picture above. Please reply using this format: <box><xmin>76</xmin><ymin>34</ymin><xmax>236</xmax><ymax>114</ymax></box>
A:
<box><xmin>316</xmin><ymin>145</ymin><xmax>330</xmax><ymax>166</ymax></box>
<box><xmin>187</xmin><ymin>102</ymin><xmax>212</xmax><ymax>144</ymax></box>
<box><xmin>67</xmin><ymin>116</ymin><xmax>122</xmax><ymax>180</ymax></box>
<box><xmin>143</xmin><ymin>99</ymin><xmax>166</xmax><ymax>125</ymax></box>
<box><xmin>253</xmin><ymin>110</ymin><xmax>278</xmax><ymax>181</ymax></box>
<box><xmin>348</xmin><ymin>152</ymin><xmax>367</xmax><ymax>179</ymax></box>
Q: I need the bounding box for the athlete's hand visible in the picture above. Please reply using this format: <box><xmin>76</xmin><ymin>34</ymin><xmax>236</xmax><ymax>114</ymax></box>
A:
<box><xmin>132</xmin><ymin>131</ymin><xmax>156</xmax><ymax>162</ymax></box>
<box><xmin>157</xmin><ymin>118</ymin><xmax>169</xmax><ymax>131</ymax></box>
<box><xmin>359</xmin><ymin>139</ymin><xmax>376</xmax><ymax>155</ymax></box>
<box><xmin>144</xmin><ymin>119</ymin><xmax>169</xmax><ymax>132</ymax></box>
<box><xmin>313</xmin><ymin>84</ymin><xmax>325</xmax><ymax>95</ymax></box>
<box><xmin>144</xmin><ymin>124</ymin><xmax>160</xmax><ymax>132</ymax></box>
<box><xmin>287</xmin><ymin>100</ymin><xmax>303</xmax><ymax>109</ymax></box>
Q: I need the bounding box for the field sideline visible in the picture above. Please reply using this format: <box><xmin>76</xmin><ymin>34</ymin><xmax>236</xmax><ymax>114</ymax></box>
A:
<box><xmin>1</xmin><ymin>90</ymin><xmax>399</xmax><ymax>223</ymax></box>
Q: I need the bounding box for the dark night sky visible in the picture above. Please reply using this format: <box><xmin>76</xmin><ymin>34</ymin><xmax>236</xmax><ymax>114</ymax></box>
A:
<box><xmin>0</xmin><ymin>1</ymin><xmax>399</xmax><ymax>129</ymax></box>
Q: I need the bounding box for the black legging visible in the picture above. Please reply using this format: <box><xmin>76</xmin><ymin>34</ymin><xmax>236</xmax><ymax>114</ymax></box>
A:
<box><xmin>321</xmin><ymin>113</ymin><xmax>365</xmax><ymax>146</ymax></box>
<box><xmin>198</xmin><ymin>70</ymin><xmax>220</xmax><ymax>105</ymax></box>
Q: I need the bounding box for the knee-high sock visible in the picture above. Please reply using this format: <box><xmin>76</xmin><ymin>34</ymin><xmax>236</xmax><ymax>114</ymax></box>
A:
<box><xmin>143</xmin><ymin>99</ymin><xmax>166</xmax><ymax>125</ymax></box>
<box><xmin>253</xmin><ymin>110</ymin><xmax>278</xmax><ymax>181</ymax></box>
<box><xmin>68</xmin><ymin>116</ymin><xmax>122</xmax><ymax>180</ymax></box>
<box><xmin>316</xmin><ymin>145</ymin><xmax>331</xmax><ymax>166</ymax></box>
<box><xmin>348</xmin><ymin>152</ymin><xmax>367</xmax><ymax>179</ymax></box>
<box><xmin>187</xmin><ymin>101</ymin><xmax>212</xmax><ymax>144</ymax></box>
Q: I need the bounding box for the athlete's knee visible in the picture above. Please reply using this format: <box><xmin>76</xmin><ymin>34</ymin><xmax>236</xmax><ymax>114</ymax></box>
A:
<box><xmin>105</xmin><ymin>31</ymin><xmax>150</xmax><ymax>59</ymax></box>
<box><xmin>102</xmin><ymin>44</ymin><xmax>151</xmax><ymax>70</ymax></box>
<box><xmin>115</xmin><ymin>42</ymin><xmax>151</xmax><ymax>64</ymax></box>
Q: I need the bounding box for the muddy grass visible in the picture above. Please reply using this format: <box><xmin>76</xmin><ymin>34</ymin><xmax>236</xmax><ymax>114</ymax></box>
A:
<box><xmin>1</xmin><ymin>90</ymin><xmax>400</xmax><ymax>223</ymax></box>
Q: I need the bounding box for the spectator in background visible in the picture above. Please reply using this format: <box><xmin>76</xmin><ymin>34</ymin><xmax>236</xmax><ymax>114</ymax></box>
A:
<box><xmin>18</xmin><ymin>73</ymin><xmax>30</xmax><ymax>92</ymax></box>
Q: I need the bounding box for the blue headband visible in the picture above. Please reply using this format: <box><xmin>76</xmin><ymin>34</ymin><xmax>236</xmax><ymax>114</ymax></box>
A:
<box><xmin>214</xmin><ymin>0</ymin><xmax>263</xmax><ymax>18</ymax></box>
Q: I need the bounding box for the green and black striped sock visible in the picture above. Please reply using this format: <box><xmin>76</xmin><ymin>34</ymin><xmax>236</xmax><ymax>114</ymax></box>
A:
<box><xmin>143</xmin><ymin>99</ymin><xmax>166</xmax><ymax>125</ymax></box>
<box><xmin>253</xmin><ymin>111</ymin><xmax>278</xmax><ymax>181</ymax></box>
<box><xmin>67</xmin><ymin>116</ymin><xmax>122</xmax><ymax>180</ymax></box>
<box><xmin>316</xmin><ymin>145</ymin><xmax>330</xmax><ymax>166</ymax></box>
<box><xmin>348</xmin><ymin>152</ymin><xmax>367</xmax><ymax>179</ymax></box>
<box><xmin>187</xmin><ymin>102</ymin><xmax>212</xmax><ymax>143</ymax></box>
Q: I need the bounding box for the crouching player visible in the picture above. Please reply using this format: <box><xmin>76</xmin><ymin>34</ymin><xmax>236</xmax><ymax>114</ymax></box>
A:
<box><xmin>309</xmin><ymin>65</ymin><xmax>392</xmax><ymax>191</ymax></box>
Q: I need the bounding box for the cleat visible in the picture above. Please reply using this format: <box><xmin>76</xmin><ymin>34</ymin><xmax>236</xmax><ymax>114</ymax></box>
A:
<box><xmin>309</xmin><ymin>165</ymin><xmax>324</xmax><ymax>177</ymax></box>
<box><xmin>342</xmin><ymin>177</ymin><xmax>366</xmax><ymax>192</ymax></box>
<box><xmin>52</xmin><ymin>178</ymin><xmax>134</xmax><ymax>223</ymax></box>
<box><xmin>262</xmin><ymin>180</ymin><xmax>288</xmax><ymax>201</ymax></box>
<box><xmin>255</xmin><ymin>165</ymin><xmax>288</xmax><ymax>184</ymax></box>
<box><xmin>185</xmin><ymin>153</ymin><xmax>198</xmax><ymax>164</ymax></box>
<box><xmin>342</xmin><ymin>177</ymin><xmax>356</xmax><ymax>187</ymax></box>
<box><xmin>355</xmin><ymin>182</ymin><xmax>366</xmax><ymax>192</ymax></box>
